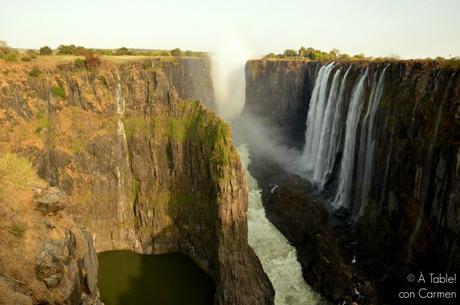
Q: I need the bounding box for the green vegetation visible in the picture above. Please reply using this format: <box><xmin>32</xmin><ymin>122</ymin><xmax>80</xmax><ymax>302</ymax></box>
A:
<box><xmin>3</xmin><ymin>52</ymin><xmax>18</xmax><ymax>62</ymax></box>
<box><xmin>0</xmin><ymin>41</ymin><xmax>18</xmax><ymax>61</ymax></box>
<box><xmin>0</xmin><ymin>153</ymin><xmax>42</xmax><ymax>191</ymax></box>
<box><xmin>28</xmin><ymin>66</ymin><xmax>42</xmax><ymax>77</ymax></box>
<box><xmin>35</xmin><ymin>111</ymin><xmax>51</xmax><ymax>133</ymax></box>
<box><xmin>39</xmin><ymin>46</ymin><xmax>53</xmax><ymax>55</ymax></box>
<box><xmin>124</xmin><ymin>101</ymin><xmax>232</xmax><ymax>167</ymax></box>
<box><xmin>265</xmin><ymin>46</ymin><xmax>460</xmax><ymax>66</ymax></box>
<box><xmin>74</xmin><ymin>58</ymin><xmax>85</xmax><ymax>69</ymax></box>
<box><xmin>115</xmin><ymin>47</ymin><xmax>131</xmax><ymax>55</ymax></box>
<box><xmin>9</xmin><ymin>223</ymin><xmax>26</xmax><ymax>238</ymax></box>
<box><xmin>51</xmin><ymin>86</ymin><xmax>66</xmax><ymax>99</ymax></box>
<box><xmin>57</xmin><ymin>44</ymin><xmax>85</xmax><ymax>55</ymax></box>
<box><xmin>265</xmin><ymin>46</ymin><xmax>365</xmax><ymax>61</ymax></box>
<box><xmin>26</xmin><ymin>49</ymin><xmax>38</xmax><ymax>58</ymax></box>
<box><xmin>171</xmin><ymin>48</ymin><xmax>184</xmax><ymax>56</ymax></box>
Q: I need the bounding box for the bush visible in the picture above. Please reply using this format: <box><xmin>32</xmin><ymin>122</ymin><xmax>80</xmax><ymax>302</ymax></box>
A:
<box><xmin>26</xmin><ymin>50</ymin><xmax>37</xmax><ymax>59</ymax></box>
<box><xmin>160</xmin><ymin>51</ymin><xmax>171</xmax><ymax>56</ymax></box>
<box><xmin>20</xmin><ymin>56</ymin><xmax>32</xmax><ymax>62</ymax></box>
<box><xmin>39</xmin><ymin>46</ymin><xmax>53</xmax><ymax>55</ymax></box>
<box><xmin>115</xmin><ymin>47</ymin><xmax>130</xmax><ymax>55</ymax></box>
<box><xmin>9</xmin><ymin>224</ymin><xmax>26</xmax><ymax>238</ymax></box>
<box><xmin>283</xmin><ymin>49</ymin><xmax>297</xmax><ymax>57</ymax></box>
<box><xmin>171</xmin><ymin>48</ymin><xmax>184</xmax><ymax>56</ymax></box>
<box><xmin>74</xmin><ymin>58</ymin><xmax>85</xmax><ymax>69</ymax></box>
<box><xmin>57</xmin><ymin>44</ymin><xmax>78</xmax><ymax>55</ymax></box>
<box><xmin>264</xmin><ymin>52</ymin><xmax>277</xmax><ymax>59</ymax></box>
<box><xmin>3</xmin><ymin>53</ymin><xmax>17</xmax><ymax>62</ymax></box>
<box><xmin>28</xmin><ymin>66</ymin><xmax>42</xmax><ymax>77</ymax></box>
<box><xmin>51</xmin><ymin>86</ymin><xmax>66</xmax><ymax>99</ymax></box>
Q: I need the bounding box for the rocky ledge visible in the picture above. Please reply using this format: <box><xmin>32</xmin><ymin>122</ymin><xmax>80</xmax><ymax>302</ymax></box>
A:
<box><xmin>0</xmin><ymin>154</ymin><xmax>100</xmax><ymax>305</ymax></box>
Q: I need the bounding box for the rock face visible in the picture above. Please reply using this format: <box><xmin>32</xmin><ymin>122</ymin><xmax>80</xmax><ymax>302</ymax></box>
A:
<box><xmin>244</xmin><ymin>59</ymin><xmax>460</xmax><ymax>304</ymax></box>
<box><xmin>0</xmin><ymin>57</ymin><xmax>273</xmax><ymax>305</ymax></box>
<box><xmin>244</xmin><ymin>60</ymin><xmax>320</xmax><ymax>147</ymax></box>
<box><xmin>0</xmin><ymin>170</ymin><xmax>100</xmax><ymax>305</ymax></box>
<box><xmin>264</xmin><ymin>175</ymin><xmax>376</xmax><ymax>304</ymax></box>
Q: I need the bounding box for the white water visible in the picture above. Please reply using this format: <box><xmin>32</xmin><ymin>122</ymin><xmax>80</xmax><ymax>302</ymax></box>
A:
<box><xmin>303</xmin><ymin>63</ymin><xmax>335</xmax><ymax>172</ymax></box>
<box><xmin>356</xmin><ymin>66</ymin><xmax>388</xmax><ymax>216</ymax></box>
<box><xmin>114</xmin><ymin>70</ymin><xmax>130</xmax><ymax>224</ymax></box>
<box><xmin>332</xmin><ymin>69</ymin><xmax>368</xmax><ymax>208</ymax></box>
<box><xmin>302</xmin><ymin>63</ymin><xmax>389</xmax><ymax>214</ymax></box>
<box><xmin>238</xmin><ymin>144</ymin><xmax>327</xmax><ymax>305</ymax></box>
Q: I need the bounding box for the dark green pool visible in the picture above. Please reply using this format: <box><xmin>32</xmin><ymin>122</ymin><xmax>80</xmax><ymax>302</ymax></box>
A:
<box><xmin>97</xmin><ymin>251</ymin><xmax>215</xmax><ymax>305</ymax></box>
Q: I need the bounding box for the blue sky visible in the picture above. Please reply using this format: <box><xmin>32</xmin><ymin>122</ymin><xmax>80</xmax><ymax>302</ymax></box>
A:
<box><xmin>1</xmin><ymin>0</ymin><xmax>459</xmax><ymax>58</ymax></box>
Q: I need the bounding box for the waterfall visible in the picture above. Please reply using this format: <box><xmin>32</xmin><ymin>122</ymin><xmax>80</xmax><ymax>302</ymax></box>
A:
<box><xmin>303</xmin><ymin>62</ymin><xmax>335</xmax><ymax>173</ymax></box>
<box><xmin>302</xmin><ymin>64</ymin><xmax>390</xmax><ymax>216</ymax></box>
<box><xmin>356</xmin><ymin>66</ymin><xmax>388</xmax><ymax>216</ymax></box>
<box><xmin>115</xmin><ymin>70</ymin><xmax>130</xmax><ymax>225</ymax></box>
<box><xmin>332</xmin><ymin>69</ymin><xmax>368</xmax><ymax>208</ymax></box>
<box><xmin>238</xmin><ymin>144</ymin><xmax>327</xmax><ymax>305</ymax></box>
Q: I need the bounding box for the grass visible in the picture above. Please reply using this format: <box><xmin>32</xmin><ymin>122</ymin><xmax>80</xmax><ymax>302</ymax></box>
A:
<box><xmin>0</xmin><ymin>153</ymin><xmax>42</xmax><ymax>192</ymax></box>
<box><xmin>35</xmin><ymin>111</ymin><xmax>51</xmax><ymax>134</ymax></box>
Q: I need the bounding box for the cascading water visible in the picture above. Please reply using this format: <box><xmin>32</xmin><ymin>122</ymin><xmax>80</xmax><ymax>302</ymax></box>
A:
<box><xmin>332</xmin><ymin>68</ymin><xmax>368</xmax><ymax>209</ymax></box>
<box><xmin>355</xmin><ymin>66</ymin><xmax>388</xmax><ymax>216</ymax></box>
<box><xmin>114</xmin><ymin>70</ymin><xmax>130</xmax><ymax>224</ymax></box>
<box><xmin>303</xmin><ymin>63</ymin><xmax>335</xmax><ymax>174</ymax></box>
<box><xmin>302</xmin><ymin>64</ymin><xmax>389</xmax><ymax>217</ymax></box>
<box><xmin>238</xmin><ymin>144</ymin><xmax>327</xmax><ymax>305</ymax></box>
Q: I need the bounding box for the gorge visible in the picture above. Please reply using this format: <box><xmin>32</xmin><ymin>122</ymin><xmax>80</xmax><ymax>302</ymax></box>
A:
<box><xmin>0</xmin><ymin>51</ymin><xmax>459</xmax><ymax>305</ymax></box>
<box><xmin>243</xmin><ymin>59</ymin><xmax>460</xmax><ymax>304</ymax></box>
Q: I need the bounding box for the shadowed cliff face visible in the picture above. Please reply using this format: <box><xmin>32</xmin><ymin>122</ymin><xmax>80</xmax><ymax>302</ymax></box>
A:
<box><xmin>0</xmin><ymin>58</ymin><xmax>274</xmax><ymax>305</ymax></box>
<box><xmin>244</xmin><ymin>59</ymin><xmax>460</xmax><ymax>303</ymax></box>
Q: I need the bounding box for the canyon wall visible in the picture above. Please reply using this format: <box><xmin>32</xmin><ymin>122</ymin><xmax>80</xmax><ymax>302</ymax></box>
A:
<box><xmin>244</xmin><ymin>59</ymin><xmax>460</xmax><ymax>303</ymax></box>
<box><xmin>0</xmin><ymin>57</ymin><xmax>273</xmax><ymax>305</ymax></box>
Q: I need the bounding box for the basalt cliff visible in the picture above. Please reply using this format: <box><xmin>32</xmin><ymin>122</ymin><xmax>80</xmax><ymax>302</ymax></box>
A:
<box><xmin>244</xmin><ymin>59</ymin><xmax>460</xmax><ymax>304</ymax></box>
<box><xmin>0</xmin><ymin>57</ymin><xmax>274</xmax><ymax>305</ymax></box>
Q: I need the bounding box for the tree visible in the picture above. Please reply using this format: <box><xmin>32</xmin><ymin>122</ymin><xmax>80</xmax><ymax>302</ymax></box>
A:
<box><xmin>283</xmin><ymin>49</ymin><xmax>297</xmax><ymax>57</ymax></box>
<box><xmin>115</xmin><ymin>47</ymin><xmax>130</xmax><ymax>56</ymax></box>
<box><xmin>171</xmin><ymin>48</ymin><xmax>183</xmax><ymax>56</ymax></box>
<box><xmin>264</xmin><ymin>52</ymin><xmax>278</xmax><ymax>59</ymax></box>
<box><xmin>39</xmin><ymin>46</ymin><xmax>53</xmax><ymax>55</ymax></box>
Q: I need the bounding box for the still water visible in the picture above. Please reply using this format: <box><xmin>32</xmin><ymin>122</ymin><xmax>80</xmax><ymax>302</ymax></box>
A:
<box><xmin>97</xmin><ymin>251</ymin><xmax>215</xmax><ymax>305</ymax></box>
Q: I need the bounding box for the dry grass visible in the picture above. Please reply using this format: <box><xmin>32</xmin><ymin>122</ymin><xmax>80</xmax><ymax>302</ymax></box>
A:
<box><xmin>0</xmin><ymin>153</ymin><xmax>43</xmax><ymax>192</ymax></box>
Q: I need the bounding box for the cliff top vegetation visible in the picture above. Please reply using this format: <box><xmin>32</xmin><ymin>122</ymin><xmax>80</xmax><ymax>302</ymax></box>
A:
<box><xmin>0</xmin><ymin>41</ymin><xmax>207</xmax><ymax>63</ymax></box>
<box><xmin>263</xmin><ymin>46</ymin><xmax>460</xmax><ymax>68</ymax></box>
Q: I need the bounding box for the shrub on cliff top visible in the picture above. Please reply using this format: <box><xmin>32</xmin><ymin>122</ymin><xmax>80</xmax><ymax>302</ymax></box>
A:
<box><xmin>171</xmin><ymin>48</ymin><xmax>184</xmax><ymax>56</ymax></box>
<box><xmin>115</xmin><ymin>47</ymin><xmax>131</xmax><ymax>55</ymax></box>
<box><xmin>39</xmin><ymin>46</ymin><xmax>53</xmax><ymax>55</ymax></box>
<box><xmin>51</xmin><ymin>86</ymin><xmax>66</xmax><ymax>99</ymax></box>
<box><xmin>28</xmin><ymin>66</ymin><xmax>42</xmax><ymax>77</ymax></box>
